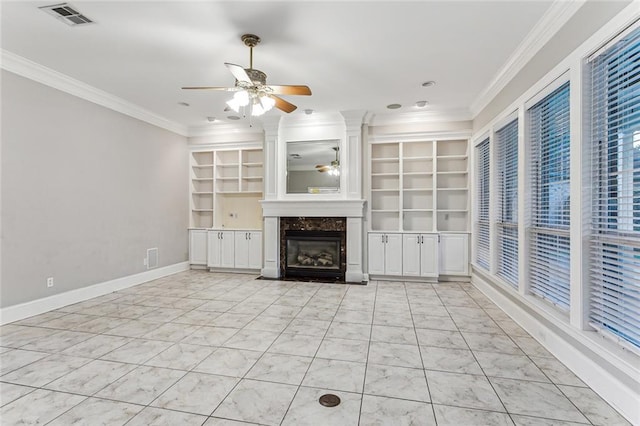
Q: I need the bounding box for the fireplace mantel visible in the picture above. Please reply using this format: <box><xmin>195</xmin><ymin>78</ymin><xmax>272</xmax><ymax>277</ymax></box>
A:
<box><xmin>260</xmin><ymin>199</ymin><xmax>366</xmax><ymax>218</ymax></box>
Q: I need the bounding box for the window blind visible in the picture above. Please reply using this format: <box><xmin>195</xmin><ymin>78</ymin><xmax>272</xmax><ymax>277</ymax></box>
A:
<box><xmin>476</xmin><ymin>138</ymin><xmax>490</xmax><ymax>270</ymax></box>
<box><xmin>496</xmin><ymin>119</ymin><xmax>519</xmax><ymax>287</ymax></box>
<box><xmin>528</xmin><ymin>82</ymin><xmax>571</xmax><ymax>310</ymax></box>
<box><xmin>589</xmin><ymin>26</ymin><xmax>640</xmax><ymax>350</ymax></box>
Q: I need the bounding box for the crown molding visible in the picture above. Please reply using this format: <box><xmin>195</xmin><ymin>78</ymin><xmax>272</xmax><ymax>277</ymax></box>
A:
<box><xmin>1</xmin><ymin>49</ymin><xmax>189</xmax><ymax>136</ymax></box>
<box><xmin>469</xmin><ymin>0</ymin><xmax>586</xmax><ymax>118</ymax></box>
<box><xmin>187</xmin><ymin>121</ymin><xmax>265</xmax><ymax>138</ymax></box>
<box><xmin>367</xmin><ymin>108</ymin><xmax>472</xmax><ymax>127</ymax></box>
<box><xmin>368</xmin><ymin>129</ymin><xmax>472</xmax><ymax>144</ymax></box>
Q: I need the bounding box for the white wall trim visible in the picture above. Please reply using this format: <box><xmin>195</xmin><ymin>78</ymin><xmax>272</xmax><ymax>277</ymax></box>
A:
<box><xmin>367</xmin><ymin>108</ymin><xmax>472</xmax><ymax>127</ymax></box>
<box><xmin>472</xmin><ymin>270</ymin><xmax>640</xmax><ymax>425</ymax></box>
<box><xmin>0</xmin><ymin>261</ymin><xmax>190</xmax><ymax>325</ymax></box>
<box><xmin>368</xmin><ymin>130</ymin><xmax>472</xmax><ymax>144</ymax></box>
<box><xmin>470</xmin><ymin>0</ymin><xmax>586</xmax><ymax>117</ymax></box>
<box><xmin>1</xmin><ymin>49</ymin><xmax>188</xmax><ymax>137</ymax></box>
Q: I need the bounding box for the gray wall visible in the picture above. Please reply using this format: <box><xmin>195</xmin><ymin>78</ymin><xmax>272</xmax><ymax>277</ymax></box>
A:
<box><xmin>473</xmin><ymin>0</ymin><xmax>631</xmax><ymax>131</ymax></box>
<box><xmin>1</xmin><ymin>71</ymin><xmax>189</xmax><ymax>308</ymax></box>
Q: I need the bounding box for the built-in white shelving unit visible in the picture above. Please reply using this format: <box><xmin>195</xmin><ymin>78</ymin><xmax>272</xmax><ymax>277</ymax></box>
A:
<box><xmin>190</xmin><ymin>151</ymin><xmax>215</xmax><ymax>228</ymax></box>
<box><xmin>370</xmin><ymin>139</ymin><xmax>468</xmax><ymax>232</ymax></box>
<box><xmin>189</xmin><ymin>147</ymin><xmax>263</xmax><ymax>229</ymax></box>
<box><xmin>368</xmin><ymin>137</ymin><xmax>470</xmax><ymax>278</ymax></box>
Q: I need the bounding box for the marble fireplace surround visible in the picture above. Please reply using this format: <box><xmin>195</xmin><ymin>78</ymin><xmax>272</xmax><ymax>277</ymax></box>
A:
<box><xmin>260</xmin><ymin>199</ymin><xmax>365</xmax><ymax>283</ymax></box>
<box><xmin>281</xmin><ymin>217</ymin><xmax>346</xmax><ymax>280</ymax></box>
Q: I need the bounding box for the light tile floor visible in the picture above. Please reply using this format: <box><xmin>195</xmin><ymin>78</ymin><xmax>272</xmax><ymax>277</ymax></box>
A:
<box><xmin>0</xmin><ymin>270</ymin><xmax>631</xmax><ymax>426</ymax></box>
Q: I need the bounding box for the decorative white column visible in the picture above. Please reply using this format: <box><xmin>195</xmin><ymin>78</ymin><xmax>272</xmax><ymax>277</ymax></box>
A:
<box><xmin>261</xmin><ymin>216</ymin><xmax>280</xmax><ymax>279</ymax></box>
<box><xmin>262</xmin><ymin>116</ymin><xmax>280</xmax><ymax>200</ymax></box>
<box><xmin>346</xmin><ymin>217</ymin><xmax>364</xmax><ymax>282</ymax></box>
<box><xmin>342</xmin><ymin>111</ymin><xmax>366</xmax><ymax>282</ymax></box>
<box><xmin>261</xmin><ymin>116</ymin><xmax>280</xmax><ymax>278</ymax></box>
<box><xmin>341</xmin><ymin>110</ymin><xmax>366</xmax><ymax>199</ymax></box>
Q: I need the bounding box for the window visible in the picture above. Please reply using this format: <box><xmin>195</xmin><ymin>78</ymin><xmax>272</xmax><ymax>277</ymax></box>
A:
<box><xmin>475</xmin><ymin>138</ymin><xmax>490</xmax><ymax>270</ymax></box>
<box><xmin>528</xmin><ymin>82</ymin><xmax>571</xmax><ymax>310</ymax></box>
<box><xmin>496</xmin><ymin>119</ymin><xmax>519</xmax><ymax>287</ymax></box>
<box><xmin>589</xmin><ymin>26</ymin><xmax>640</xmax><ymax>350</ymax></box>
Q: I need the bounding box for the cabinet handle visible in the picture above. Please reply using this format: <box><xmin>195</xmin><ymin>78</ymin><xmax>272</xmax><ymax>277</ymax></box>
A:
<box><xmin>382</xmin><ymin>235</ymin><xmax>385</xmax><ymax>244</ymax></box>
<box><xmin>249</xmin><ymin>233</ymin><xmax>251</xmax><ymax>240</ymax></box>
<box><xmin>421</xmin><ymin>236</ymin><xmax>424</xmax><ymax>244</ymax></box>
<box><xmin>417</xmin><ymin>236</ymin><xmax>420</xmax><ymax>245</ymax></box>
<box><xmin>221</xmin><ymin>233</ymin><xmax>223</xmax><ymax>239</ymax></box>
<box><xmin>385</xmin><ymin>235</ymin><xmax>389</xmax><ymax>243</ymax></box>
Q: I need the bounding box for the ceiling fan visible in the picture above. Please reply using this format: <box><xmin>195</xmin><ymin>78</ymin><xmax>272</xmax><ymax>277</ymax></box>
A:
<box><xmin>316</xmin><ymin>147</ymin><xmax>340</xmax><ymax>176</ymax></box>
<box><xmin>182</xmin><ymin>34</ymin><xmax>311</xmax><ymax>116</ymax></box>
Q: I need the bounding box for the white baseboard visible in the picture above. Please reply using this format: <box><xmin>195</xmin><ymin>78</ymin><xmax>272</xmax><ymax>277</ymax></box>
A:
<box><xmin>471</xmin><ymin>271</ymin><xmax>640</xmax><ymax>425</ymax></box>
<box><xmin>0</xmin><ymin>261</ymin><xmax>190</xmax><ymax>325</ymax></box>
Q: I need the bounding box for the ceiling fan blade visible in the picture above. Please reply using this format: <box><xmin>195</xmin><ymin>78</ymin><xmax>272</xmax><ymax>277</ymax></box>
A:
<box><xmin>269</xmin><ymin>85</ymin><xmax>312</xmax><ymax>96</ymax></box>
<box><xmin>225</xmin><ymin>63</ymin><xmax>251</xmax><ymax>83</ymax></box>
<box><xmin>272</xmin><ymin>95</ymin><xmax>297</xmax><ymax>113</ymax></box>
<box><xmin>181</xmin><ymin>86</ymin><xmax>235</xmax><ymax>91</ymax></box>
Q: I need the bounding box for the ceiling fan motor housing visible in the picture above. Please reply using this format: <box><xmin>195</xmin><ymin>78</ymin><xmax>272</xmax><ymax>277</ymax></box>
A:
<box><xmin>245</xmin><ymin>69</ymin><xmax>267</xmax><ymax>85</ymax></box>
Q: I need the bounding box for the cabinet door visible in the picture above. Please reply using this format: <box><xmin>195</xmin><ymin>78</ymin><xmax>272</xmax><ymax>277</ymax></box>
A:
<box><xmin>220</xmin><ymin>231</ymin><xmax>236</xmax><ymax>268</ymax></box>
<box><xmin>439</xmin><ymin>233</ymin><xmax>469</xmax><ymax>275</ymax></box>
<box><xmin>402</xmin><ymin>234</ymin><xmax>421</xmax><ymax>276</ymax></box>
<box><xmin>419</xmin><ymin>234</ymin><xmax>439</xmax><ymax>277</ymax></box>
<box><xmin>189</xmin><ymin>230</ymin><xmax>208</xmax><ymax>265</ymax></box>
<box><xmin>234</xmin><ymin>231</ymin><xmax>250</xmax><ymax>268</ymax></box>
<box><xmin>207</xmin><ymin>231</ymin><xmax>221</xmax><ymax>267</ymax></box>
<box><xmin>384</xmin><ymin>234</ymin><xmax>403</xmax><ymax>275</ymax></box>
<box><xmin>368</xmin><ymin>233</ymin><xmax>386</xmax><ymax>275</ymax></box>
<box><xmin>248</xmin><ymin>232</ymin><xmax>262</xmax><ymax>269</ymax></box>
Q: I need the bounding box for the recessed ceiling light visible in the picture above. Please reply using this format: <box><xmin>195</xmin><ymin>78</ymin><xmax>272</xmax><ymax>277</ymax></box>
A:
<box><xmin>227</xmin><ymin>115</ymin><xmax>241</xmax><ymax>120</ymax></box>
<box><xmin>386</xmin><ymin>103</ymin><xmax>402</xmax><ymax>110</ymax></box>
<box><xmin>304</xmin><ymin>109</ymin><xmax>314</xmax><ymax>115</ymax></box>
<box><xmin>415</xmin><ymin>100</ymin><xmax>428</xmax><ymax>108</ymax></box>
<box><xmin>178</xmin><ymin>102</ymin><xmax>190</xmax><ymax>107</ymax></box>
<box><xmin>421</xmin><ymin>81</ymin><xmax>436</xmax><ymax>88</ymax></box>
<box><xmin>207</xmin><ymin>116</ymin><xmax>216</xmax><ymax>122</ymax></box>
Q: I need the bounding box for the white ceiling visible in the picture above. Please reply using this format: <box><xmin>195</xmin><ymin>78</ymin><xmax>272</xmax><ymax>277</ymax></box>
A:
<box><xmin>1</xmin><ymin>1</ymin><xmax>558</xmax><ymax>131</ymax></box>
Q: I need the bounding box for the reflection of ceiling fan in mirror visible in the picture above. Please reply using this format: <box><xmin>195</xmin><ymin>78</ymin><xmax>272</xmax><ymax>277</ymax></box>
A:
<box><xmin>182</xmin><ymin>34</ymin><xmax>312</xmax><ymax>116</ymax></box>
<box><xmin>316</xmin><ymin>147</ymin><xmax>340</xmax><ymax>176</ymax></box>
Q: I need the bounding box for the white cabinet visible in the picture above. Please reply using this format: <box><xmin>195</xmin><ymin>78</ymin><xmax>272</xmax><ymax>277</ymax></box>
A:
<box><xmin>189</xmin><ymin>229</ymin><xmax>208</xmax><ymax>265</ymax></box>
<box><xmin>402</xmin><ymin>233</ymin><xmax>438</xmax><ymax>278</ymax></box>
<box><xmin>368</xmin><ymin>233</ymin><xmax>402</xmax><ymax>276</ymax></box>
<box><xmin>207</xmin><ymin>230</ymin><xmax>262</xmax><ymax>271</ymax></box>
<box><xmin>207</xmin><ymin>230</ymin><xmax>235</xmax><ymax>268</ymax></box>
<box><xmin>234</xmin><ymin>231</ymin><xmax>262</xmax><ymax>270</ymax></box>
<box><xmin>439</xmin><ymin>233</ymin><xmax>469</xmax><ymax>275</ymax></box>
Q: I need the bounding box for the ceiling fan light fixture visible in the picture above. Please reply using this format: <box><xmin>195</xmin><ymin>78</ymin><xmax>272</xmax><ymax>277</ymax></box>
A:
<box><xmin>226</xmin><ymin>98</ymin><xmax>241</xmax><ymax>113</ymax></box>
<box><xmin>260</xmin><ymin>95</ymin><xmax>275</xmax><ymax>111</ymax></box>
<box><xmin>233</xmin><ymin>90</ymin><xmax>250</xmax><ymax>106</ymax></box>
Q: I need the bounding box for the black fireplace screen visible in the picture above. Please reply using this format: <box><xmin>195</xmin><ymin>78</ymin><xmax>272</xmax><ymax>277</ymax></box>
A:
<box><xmin>284</xmin><ymin>230</ymin><xmax>343</xmax><ymax>278</ymax></box>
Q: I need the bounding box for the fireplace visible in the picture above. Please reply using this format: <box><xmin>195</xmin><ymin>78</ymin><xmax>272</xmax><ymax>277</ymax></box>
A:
<box><xmin>285</xmin><ymin>230</ymin><xmax>343</xmax><ymax>279</ymax></box>
<box><xmin>280</xmin><ymin>217</ymin><xmax>346</xmax><ymax>281</ymax></box>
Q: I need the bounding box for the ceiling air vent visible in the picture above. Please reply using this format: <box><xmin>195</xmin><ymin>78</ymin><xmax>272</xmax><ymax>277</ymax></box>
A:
<box><xmin>40</xmin><ymin>3</ymin><xmax>94</xmax><ymax>26</ymax></box>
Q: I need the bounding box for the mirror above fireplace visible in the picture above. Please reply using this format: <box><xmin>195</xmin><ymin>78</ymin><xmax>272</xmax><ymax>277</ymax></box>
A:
<box><xmin>286</xmin><ymin>139</ymin><xmax>340</xmax><ymax>194</ymax></box>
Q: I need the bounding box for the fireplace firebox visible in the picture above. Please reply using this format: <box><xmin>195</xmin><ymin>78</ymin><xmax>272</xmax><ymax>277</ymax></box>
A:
<box><xmin>284</xmin><ymin>230</ymin><xmax>344</xmax><ymax>279</ymax></box>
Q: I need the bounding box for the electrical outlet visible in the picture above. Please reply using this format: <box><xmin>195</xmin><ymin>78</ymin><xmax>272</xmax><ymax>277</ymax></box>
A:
<box><xmin>47</xmin><ymin>277</ymin><xmax>54</xmax><ymax>288</ymax></box>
